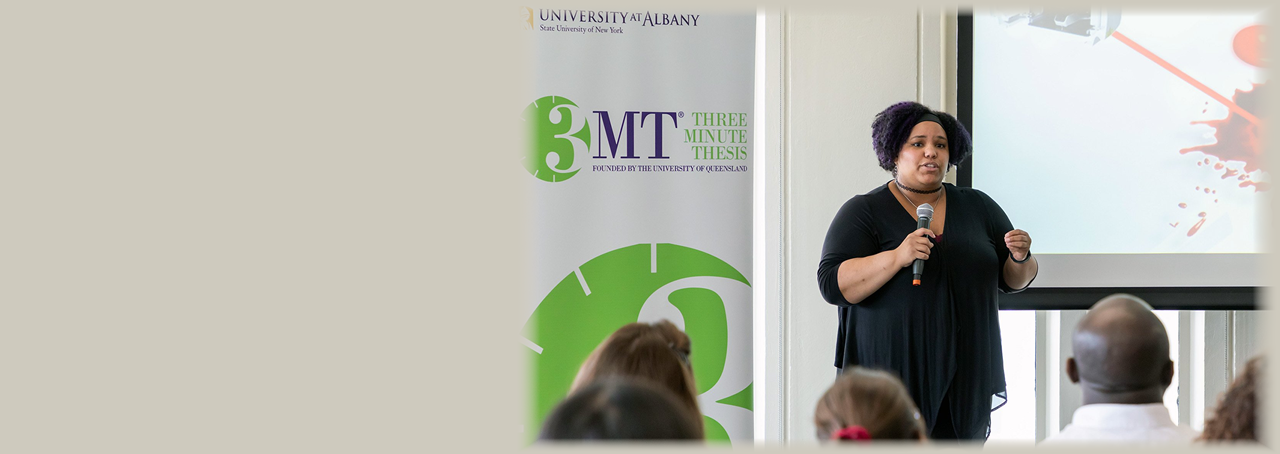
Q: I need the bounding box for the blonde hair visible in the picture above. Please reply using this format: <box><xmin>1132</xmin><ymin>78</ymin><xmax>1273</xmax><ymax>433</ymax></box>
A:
<box><xmin>814</xmin><ymin>367</ymin><xmax>927</xmax><ymax>442</ymax></box>
<box><xmin>569</xmin><ymin>320</ymin><xmax>702</xmax><ymax>436</ymax></box>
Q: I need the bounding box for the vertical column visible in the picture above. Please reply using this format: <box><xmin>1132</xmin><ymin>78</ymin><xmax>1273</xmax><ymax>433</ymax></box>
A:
<box><xmin>918</xmin><ymin>9</ymin><xmax>941</xmax><ymax>108</ymax></box>
<box><xmin>1233</xmin><ymin>310</ymin><xmax>1259</xmax><ymax>373</ymax></box>
<box><xmin>1193</xmin><ymin>310</ymin><xmax>1230</xmax><ymax>431</ymax></box>
<box><xmin>1178</xmin><ymin>311</ymin><xmax>1192</xmax><ymax>425</ymax></box>
<box><xmin>781</xmin><ymin>8</ymin><xmax>921</xmax><ymax>442</ymax></box>
<box><xmin>941</xmin><ymin>8</ymin><xmax>958</xmax><ymax>115</ymax></box>
<box><xmin>1055</xmin><ymin>310</ymin><xmax>1086</xmax><ymax>432</ymax></box>
<box><xmin>756</xmin><ymin>6</ymin><xmax>787</xmax><ymax>444</ymax></box>
<box><xmin>1034</xmin><ymin>310</ymin><xmax>1051</xmax><ymax>442</ymax></box>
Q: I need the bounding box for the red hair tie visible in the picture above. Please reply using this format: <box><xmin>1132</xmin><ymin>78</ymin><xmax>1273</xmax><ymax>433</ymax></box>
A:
<box><xmin>832</xmin><ymin>425</ymin><xmax>872</xmax><ymax>441</ymax></box>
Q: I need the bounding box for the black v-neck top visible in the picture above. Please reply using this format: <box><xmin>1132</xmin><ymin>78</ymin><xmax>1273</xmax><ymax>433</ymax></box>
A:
<box><xmin>817</xmin><ymin>182</ymin><xmax>1032</xmax><ymax>439</ymax></box>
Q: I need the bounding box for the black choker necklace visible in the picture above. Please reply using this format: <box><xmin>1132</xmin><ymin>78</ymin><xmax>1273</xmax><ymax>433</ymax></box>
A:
<box><xmin>894</xmin><ymin>179</ymin><xmax>942</xmax><ymax>194</ymax></box>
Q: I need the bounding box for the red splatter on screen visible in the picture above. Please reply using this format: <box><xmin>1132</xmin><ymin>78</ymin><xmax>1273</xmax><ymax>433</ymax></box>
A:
<box><xmin>1233</xmin><ymin>25</ymin><xmax>1266</xmax><ymax>68</ymax></box>
<box><xmin>1240</xmin><ymin>181</ymin><xmax>1271</xmax><ymax>191</ymax></box>
<box><xmin>1180</xmin><ymin>83</ymin><xmax>1265</xmax><ymax>192</ymax></box>
<box><xmin>1188</xmin><ymin>216</ymin><xmax>1208</xmax><ymax>236</ymax></box>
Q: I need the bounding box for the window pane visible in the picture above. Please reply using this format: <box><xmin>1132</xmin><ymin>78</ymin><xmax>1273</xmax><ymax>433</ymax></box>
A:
<box><xmin>1154</xmin><ymin>310</ymin><xmax>1180</xmax><ymax>424</ymax></box>
<box><xmin>988</xmin><ymin>310</ymin><xmax>1036</xmax><ymax>443</ymax></box>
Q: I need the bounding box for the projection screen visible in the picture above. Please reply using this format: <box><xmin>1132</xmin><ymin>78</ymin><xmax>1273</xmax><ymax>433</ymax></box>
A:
<box><xmin>969</xmin><ymin>9</ymin><xmax>1266</xmax><ymax>288</ymax></box>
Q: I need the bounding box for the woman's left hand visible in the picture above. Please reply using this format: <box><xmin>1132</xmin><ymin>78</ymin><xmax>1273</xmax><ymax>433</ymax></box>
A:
<box><xmin>1004</xmin><ymin>229</ymin><xmax>1032</xmax><ymax>262</ymax></box>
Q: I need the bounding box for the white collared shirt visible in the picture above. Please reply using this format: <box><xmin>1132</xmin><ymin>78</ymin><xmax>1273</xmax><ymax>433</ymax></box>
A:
<box><xmin>1041</xmin><ymin>403</ymin><xmax>1200</xmax><ymax>444</ymax></box>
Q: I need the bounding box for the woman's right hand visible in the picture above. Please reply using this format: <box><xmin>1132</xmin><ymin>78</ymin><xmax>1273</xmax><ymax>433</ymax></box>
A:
<box><xmin>831</xmin><ymin>227</ymin><xmax>936</xmax><ymax>305</ymax></box>
<box><xmin>894</xmin><ymin>228</ymin><xmax>936</xmax><ymax>268</ymax></box>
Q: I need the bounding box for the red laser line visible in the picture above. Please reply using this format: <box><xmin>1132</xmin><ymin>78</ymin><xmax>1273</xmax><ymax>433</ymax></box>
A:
<box><xmin>1111</xmin><ymin>30</ymin><xmax>1260</xmax><ymax>126</ymax></box>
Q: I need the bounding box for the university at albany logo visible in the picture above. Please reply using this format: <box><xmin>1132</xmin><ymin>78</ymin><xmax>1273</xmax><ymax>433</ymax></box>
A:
<box><xmin>523</xmin><ymin>95</ymin><xmax>591</xmax><ymax>183</ymax></box>
<box><xmin>520</xmin><ymin>7</ymin><xmax>534</xmax><ymax>31</ymax></box>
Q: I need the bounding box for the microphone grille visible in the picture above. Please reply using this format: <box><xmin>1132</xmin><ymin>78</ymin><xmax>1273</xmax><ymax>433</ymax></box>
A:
<box><xmin>917</xmin><ymin>203</ymin><xmax>934</xmax><ymax>219</ymax></box>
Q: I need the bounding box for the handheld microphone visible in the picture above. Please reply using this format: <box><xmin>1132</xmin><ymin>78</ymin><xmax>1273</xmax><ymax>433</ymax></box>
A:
<box><xmin>913</xmin><ymin>203</ymin><xmax>933</xmax><ymax>286</ymax></box>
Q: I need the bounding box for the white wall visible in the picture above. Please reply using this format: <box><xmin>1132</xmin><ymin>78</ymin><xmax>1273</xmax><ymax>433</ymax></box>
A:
<box><xmin>775</xmin><ymin>7</ymin><xmax>954</xmax><ymax>443</ymax></box>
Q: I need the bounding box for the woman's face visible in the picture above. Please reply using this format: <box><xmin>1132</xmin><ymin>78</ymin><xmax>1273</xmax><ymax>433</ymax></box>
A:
<box><xmin>894</xmin><ymin>121</ymin><xmax>949</xmax><ymax>188</ymax></box>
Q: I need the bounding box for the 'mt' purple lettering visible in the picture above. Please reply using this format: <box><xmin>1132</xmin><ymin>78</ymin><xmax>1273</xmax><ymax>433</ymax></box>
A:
<box><xmin>593</xmin><ymin>111</ymin><xmax>640</xmax><ymax>159</ymax></box>
<box><xmin>642</xmin><ymin>112</ymin><xmax>677</xmax><ymax>159</ymax></box>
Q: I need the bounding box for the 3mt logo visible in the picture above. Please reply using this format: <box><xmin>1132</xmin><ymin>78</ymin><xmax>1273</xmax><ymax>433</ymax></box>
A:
<box><xmin>523</xmin><ymin>96</ymin><xmax>592</xmax><ymax>183</ymax></box>
<box><xmin>524</xmin><ymin>94</ymin><xmax>683</xmax><ymax>182</ymax></box>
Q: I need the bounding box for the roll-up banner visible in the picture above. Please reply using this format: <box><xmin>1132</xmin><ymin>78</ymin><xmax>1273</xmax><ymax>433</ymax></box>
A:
<box><xmin>518</xmin><ymin>7</ymin><xmax>755</xmax><ymax>445</ymax></box>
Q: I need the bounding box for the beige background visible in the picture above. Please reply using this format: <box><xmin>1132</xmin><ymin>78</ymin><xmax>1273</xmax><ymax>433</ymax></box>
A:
<box><xmin>1</xmin><ymin>1</ymin><xmax>523</xmax><ymax>451</ymax></box>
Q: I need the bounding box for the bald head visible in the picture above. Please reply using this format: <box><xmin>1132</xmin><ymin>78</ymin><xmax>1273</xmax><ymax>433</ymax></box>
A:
<box><xmin>1068</xmin><ymin>294</ymin><xmax>1174</xmax><ymax>403</ymax></box>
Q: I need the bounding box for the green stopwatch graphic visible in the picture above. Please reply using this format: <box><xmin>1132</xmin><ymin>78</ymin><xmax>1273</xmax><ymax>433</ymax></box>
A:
<box><xmin>522</xmin><ymin>243</ymin><xmax>752</xmax><ymax>443</ymax></box>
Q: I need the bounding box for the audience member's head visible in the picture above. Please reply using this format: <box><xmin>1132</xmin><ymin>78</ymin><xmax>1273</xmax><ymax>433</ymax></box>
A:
<box><xmin>1200</xmin><ymin>355</ymin><xmax>1263</xmax><ymax>442</ymax></box>
<box><xmin>570</xmin><ymin>320</ymin><xmax>697</xmax><ymax>404</ymax></box>
<box><xmin>569</xmin><ymin>320</ymin><xmax>702</xmax><ymax>429</ymax></box>
<box><xmin>814</xmin><ymin>366</ymin><xmax>927</xmax><ymax>442</ymax></box>
<box><xmin>1066</xmin><ymin>294</ymin><xmax>1174</xmax><ymax>405</ymax></box>
<box><xmin>538</xmin><ymin>378</ymin><xmax>704</xmax><ymax>441</ymax></box>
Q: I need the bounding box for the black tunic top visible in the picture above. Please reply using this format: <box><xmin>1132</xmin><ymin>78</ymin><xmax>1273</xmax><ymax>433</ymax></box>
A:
<box><xmin>817</xmin><ymin>182</ymin><xmax>1030</xmax><ymax>439</ymax></box>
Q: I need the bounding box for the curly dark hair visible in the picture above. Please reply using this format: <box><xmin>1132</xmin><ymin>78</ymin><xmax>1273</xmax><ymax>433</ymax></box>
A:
<box><xmin>538</xmin><ymin>378</ymin><xmax>704</xmax><ymax>441</ymax></box>
<box><xmin>1199</xmin><ymin>355</ymin><xmax>1262</xmax><ymax>442</ymax></box>
<box><xmin>870</xmin><ymin>101</ymin><xmax>972</xmax><ymax>173</ymax></box>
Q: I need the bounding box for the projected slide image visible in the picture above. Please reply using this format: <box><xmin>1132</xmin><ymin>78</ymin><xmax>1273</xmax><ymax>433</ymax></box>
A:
<box><xmin>974</xmin><ymin>10</ymin><xmax>1266</xmax><ymax>255</ymax></box>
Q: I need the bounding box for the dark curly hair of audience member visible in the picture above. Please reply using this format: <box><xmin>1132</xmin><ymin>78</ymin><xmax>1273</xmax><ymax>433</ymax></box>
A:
<box><xmin>870</xmin><ymin>101</ymin><xmax>972</xmax><ymax>174</ymax></box>
<box><xmin>814</xmin><ymin>366</ymin><xmax>927</xmax><ymax>442</ymax></box>
<box><xmin>538</xmin><ymin>378</ymin><xmax>704</xmax><ymax>441</ymax></box>
<box><xmin>1199</xmin><ymin>356</ymin><xmax>1263</xmax><ymax>442</ymax></box>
